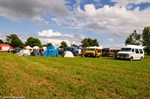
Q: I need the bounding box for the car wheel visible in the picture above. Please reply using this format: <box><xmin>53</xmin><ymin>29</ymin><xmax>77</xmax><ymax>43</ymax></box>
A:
<box><xmin>130</xmin><ymin>57</ymin><xmax>133</xmax><ymax>61</ymax></box>
<box><xmin>140</xmin><ymin>56</ymin><xmax>143</xmax><ymax>60</ymax></box>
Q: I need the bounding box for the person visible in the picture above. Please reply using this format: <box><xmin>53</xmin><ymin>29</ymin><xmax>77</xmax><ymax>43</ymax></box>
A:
<box><xmin>95</xmin><ymin>49</ymin><xmax>98</xmax><ymax>57</ymax></box>
<box><xmin>81</xmin><ymin>49</ymin><xmax>85</xmax><ymax>57</ymax></box>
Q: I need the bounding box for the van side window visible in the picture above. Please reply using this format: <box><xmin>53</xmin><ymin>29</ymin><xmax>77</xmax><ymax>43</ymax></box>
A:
<box><xmin>132</xmin><ymin>49</ymin><xmax>134</xmax><ymax>52</ymax></box>
<box><xmin>139</xmin><ymin>49</ymin><xmax>143</xmax><ymax>54</ymax></box>
<box><xmin>135</xmin><ymin>49</ymin><xmax>139</xmax><ymax>54</ymax></box>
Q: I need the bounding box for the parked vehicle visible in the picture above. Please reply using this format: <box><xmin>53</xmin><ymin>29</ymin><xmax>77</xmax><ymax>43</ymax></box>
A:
<box><xmin>8</xmin><ymin>47</ymin><xmax>22</xmax><ymax>53</ymax></box>
<box><xmin>59</xmin><ymin>47</ymin><xmax>79</xmax><ymax>56</ymax></box>
<box><xmin>84</xmin><ymin>46</ymin><xmax>102</xmax><ymax>57</ymax></box>
<box><xmin>102</xmin><ymin>48</ymin><xmax>121</xmax><ymax>57</ymax></box>
<box><xmin>115</xmin><ymin>45</ymin><xmax>144</xmax><ymax>61</ymax></box>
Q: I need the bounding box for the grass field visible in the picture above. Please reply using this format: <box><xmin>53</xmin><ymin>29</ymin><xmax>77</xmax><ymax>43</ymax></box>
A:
<box><xmin>0</xmin><ymin>53</ymin><xmax>150</xmax><ymax>99</ymax></box>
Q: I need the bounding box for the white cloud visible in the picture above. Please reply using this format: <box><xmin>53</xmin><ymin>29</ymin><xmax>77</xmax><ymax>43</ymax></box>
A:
<box><xmin>32</xmin><ymin>17</ymin><xmax>49</xmax><ymax>25</ymax></box>
<box><xmin>107</xmin><ymin>38</ymin><xmax>114</xmax><ymax>42</ymax></box>
<box><xmin>38</xmin><ymin>29</ymin><xmax>62</xmax><ymax>37</ymax></box>
<box><xmin>0</xmin><ymin>0</ymin><xmax>71</xmax><ymax>24</ymax></box>
<box><xmin>38</xmin><ymin>29</ymin><xmax>85</xmax><ymax>47</ymax></box>
<box><xmin>74</xmin><ymin>3</ymin><xmax>150</xmax><ymax>38</ymax></box>
<box><xmin>1</xmin><ymin>0</ymin><xmax>150</xmax><ymax>48</ymax></box>
<box><xmin>39</xmin><ymin>38</ymin><xmax>71</xmax><ymax>47</ymax></box>
<box><xmin>111</xmin><ymin>0</ymin><xmax>150</xmax><ymax>5</ymax></box>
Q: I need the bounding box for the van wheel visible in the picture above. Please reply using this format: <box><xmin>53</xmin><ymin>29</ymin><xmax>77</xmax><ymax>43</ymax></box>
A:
<box><xmin>130</xmin><ymin>57</ymin><xmax>133</xmax><ymax>61</ymax></box>
<box><xmin>140</xmin><ymin>56</ymin><xmax>143</xmax><ymax>60</ymax></box>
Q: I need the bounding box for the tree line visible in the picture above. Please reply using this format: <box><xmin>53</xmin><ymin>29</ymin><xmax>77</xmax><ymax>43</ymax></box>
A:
<box><xmin>0</xmin><ymin>34</ymin><xmax>99</xmax><ymax>48</ymax></box>
<box><xmin>125</xmin><ymin>26</ymin><xmax>150</xmax><ymax>55</ymax></box>
<box><xmin>1</xmin><ymin>26</ymin><xmax>149</xmax><ymax>54</ymax></box>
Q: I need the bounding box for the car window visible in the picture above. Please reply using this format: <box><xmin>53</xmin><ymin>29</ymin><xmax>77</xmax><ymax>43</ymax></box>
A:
<box><xmin>135</xmin><ymin>49</ymin><xmax>139</xmax><ymax>54</ymax></box>
<box><xmin>139</xmin><ymin>49</ymin><xmax>143</xmax><ymax>54</ymax></box>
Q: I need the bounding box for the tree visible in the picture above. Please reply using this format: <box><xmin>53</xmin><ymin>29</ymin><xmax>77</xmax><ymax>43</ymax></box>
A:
<box><xmin>71</xmin><ymin>44</ymin><xmax>77</xmax><ymax>47</ymax></box>
<box><xmin>81</xmin><ymin>38</ymin><xmax>99</xmax><ymax>47</ymax></box>
<box><xmin>6</xmin><ymin>34</ymin><xmax>23</xmax><ymax>47</ymax></box>
<box><xmin>125</xmin><ymin>30</ymin><xmax>142</xmax><ymax>45</ymax></box>
<box><xmin>59</xmin><ymin>41</ymin><xmax>68</xmax><ymax>48</ymax></box>
<box><xmin>43</xmin><ymin>42</ymin><xmax>53</xmax><ymax>47</ymax></box>
<box><xmin>0</xmin><ymin>39</ymin><xmax>4</xmax><ymax>43</ymax></box>
<box><xmin>25</xmin><ymin>37</ymin><xmax>42</xmax><ymax>47</ymax></box>
<box><xmin>142</xmin><ymin>26</ymin><xmax>150</xmax><ymax>55</ymax></box>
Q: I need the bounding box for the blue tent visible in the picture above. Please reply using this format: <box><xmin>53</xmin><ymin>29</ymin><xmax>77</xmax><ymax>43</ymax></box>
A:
<box><xmin>31</xmin><ymin>49</ymin><xmax>40</xmax><ymax>56</ymax></box>
<box><xmin>43</xmin><ymin>46</ymin><xmax>58</xmax><ymax>57</ymax></box>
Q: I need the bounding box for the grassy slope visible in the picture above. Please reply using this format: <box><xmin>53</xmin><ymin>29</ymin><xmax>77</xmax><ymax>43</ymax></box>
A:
<box><xmin>0</xmin><ymin>53</ymin><xmax>150</xmax><ymax>99</ymax></box>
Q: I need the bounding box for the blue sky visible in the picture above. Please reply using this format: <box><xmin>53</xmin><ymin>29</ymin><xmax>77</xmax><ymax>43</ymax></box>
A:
<box><xmin>0</xmin><ymin>0</ymin><xmax>150</xmax><ymax>48</ymax></box>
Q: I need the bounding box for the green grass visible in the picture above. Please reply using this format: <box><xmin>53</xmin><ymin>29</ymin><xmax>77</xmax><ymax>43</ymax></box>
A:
<box><xmin>0</xmin><ymin>53</ymin><xmax>150</xmax><ymax>99</ymax></box>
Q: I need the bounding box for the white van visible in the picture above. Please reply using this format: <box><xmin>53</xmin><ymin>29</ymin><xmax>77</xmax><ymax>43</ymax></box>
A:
<box><xmin>116</xmin><ymin>45</ymin><xmax>144</xmax><ymax>61</ymax></box>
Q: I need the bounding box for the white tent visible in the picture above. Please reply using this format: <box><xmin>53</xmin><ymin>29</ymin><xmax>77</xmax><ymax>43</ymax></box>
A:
<box><xmin>33</xmin><ymin>46</ymin><xmax>39</xmax><ymax>49</ymax></box>
<box><xmin>26</xmin><ymin>46</ymin><xmax>32</xmax><ymax>49</ymax></box>
<box><xmin>43</xmin><ymin>46</ymin><xmax>47</xmax><ymax>52</ymax></box>
<box><xmin>63</xmin><ymin>51</ymin><xmax>74</xmax><ymax>58</ymax></box>
<box><xmin>18</xmin><ymin>49</ymin><xmax>31</xmax><ymax>56</ymax></box>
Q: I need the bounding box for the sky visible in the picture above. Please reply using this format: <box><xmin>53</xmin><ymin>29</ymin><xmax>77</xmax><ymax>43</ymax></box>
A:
<box><xmin>0</xmin><ymin>0</ymin><xmax>150</xmax><ymax>48</ymax></box>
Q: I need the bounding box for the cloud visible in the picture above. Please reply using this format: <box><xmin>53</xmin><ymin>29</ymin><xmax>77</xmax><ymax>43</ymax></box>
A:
<box><xmin>110</xmin><ymin>0</ymin><xmax>150</xmax><ymax>6</ymax></box>
<box><xmin>74</xmin><ymin>3</ymin><xmax>150</xmax><ymax>37</ymax></box>
<box><xmin>107</xmin><ymin>38</ymin><xmax>114</xmax><ymax>42</ymax></box>
<box><xmin>0</xmin><ymin>33</ymin><xmax>5</xmax><ymax>41</ymax></box>
<box><xmin>1</xmin><ymin>0</ymin><xmax>150</xmax><ymax>48</ymax></box>
<box><xmin>38</xmin><ymin>29</ymin><xmax>62</xmax><ymax>37</ymax></box>
<box><xmin>38</xmin><ymin>29</ymin><xmax>85</xmax><ymax>47</ymax></box>
<box><xmin>0</xmin><ymin>0</ymin><xmax>71</xmax><ymax>24</ymax></box>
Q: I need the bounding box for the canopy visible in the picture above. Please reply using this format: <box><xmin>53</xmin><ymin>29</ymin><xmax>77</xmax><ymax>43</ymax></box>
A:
<box><xmin>43</xmin><ymin>46</ymin><xmax>58</xmax><ymax>57</ymax></box>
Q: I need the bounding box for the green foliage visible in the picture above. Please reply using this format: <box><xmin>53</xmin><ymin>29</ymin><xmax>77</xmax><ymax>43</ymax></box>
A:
<box><xmin>43</xmin><ymin>42</ymin><xmax>53</xmax><ymax>47</ymax></box>
<box><xmin>125</xmin><ymin>30</ymin><xmax>142</xmax><ymax>45</ymax></box>
<box><xmin>25</xmin><ymin>37</ymin><xmax>42</xmax><ymax>47</ymax></box>
<box><xmin>59</xmin><ymin>41</ymin><xmax>68</xmax><ymax>48</ymax></box>
<box><xmin>71</xmin><ymin>44</ymin><xmax>77</xmax><ymax>47</ymax></box>
<box><xmin>81</xmin><ymin>38</ymin><xmax>99</xmax><ymax>47</ymax></box>
<box><xmin>6</xmin><ymin>34</ymin><xmax>23</xmax><ymax>47</ymax></box>
<box><xmin>0</xmin><ymin>39</ymin><xmax>4</xmax><ymax>43</ymax></box>
<box><xmin>142</xmin><ymin>26</ymin><xmax>150</xmax><ymax>55</ymax></box>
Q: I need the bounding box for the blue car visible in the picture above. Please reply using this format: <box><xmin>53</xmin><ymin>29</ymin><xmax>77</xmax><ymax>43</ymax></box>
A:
<box><xmin>59</xmin><ymin>47</ymin><xmax>79</xmax><ymax>56</ymax></box>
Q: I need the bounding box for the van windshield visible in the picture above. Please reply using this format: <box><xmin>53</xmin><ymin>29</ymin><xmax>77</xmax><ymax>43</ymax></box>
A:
<box><xmin>121</xmin><ymin>48</ymin><xmax>132</xmax><ymax>51</ymax></box>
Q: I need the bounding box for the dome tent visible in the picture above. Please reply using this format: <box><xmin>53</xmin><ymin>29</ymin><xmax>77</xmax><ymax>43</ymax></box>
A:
<box><xmin>30</xmin><ymin>49</ymin><xmax>40</xmax><ymax>56</ymax></box>
<box><xmin>43</xmin><ymin>46</ymin><xmax>58</xmax><ymax>57</ymax></box>
<box><xmin>63</xmin><ymin>51</ymin><xmax>74</xmax><ymax>58</ymax></box>
<box><xmin>33</xmin><ymin>46</ymin><xmax>39</xmax><ymax>50</ymax></box>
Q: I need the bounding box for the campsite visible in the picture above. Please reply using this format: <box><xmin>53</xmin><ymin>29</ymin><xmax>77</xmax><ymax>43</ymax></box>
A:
<box><xmin>0</xmin><ymin>52</ymin><xmax>150</xmax><ymax>99</ymax></box>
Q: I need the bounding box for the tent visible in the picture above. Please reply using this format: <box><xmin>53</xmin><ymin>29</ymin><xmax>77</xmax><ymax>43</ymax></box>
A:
<box><xmin>30</xmin><ymin>49</ymin><xmax>40</xmax><ymax>56</ymax></box>
<box><xmin>43</xmin><ymin>46</ymin><xmax>58</xmax><ymax>57</ymax></box>
<box><xmin>18</xmin><ymin>49</ymin><xmax>31</xmax><ymax>56</ymax></box>
<box><xmin>33</xmin><ymin>46</ymin><xmax>39</xmax><ymax>50</ymax></box>
<box><xmin>63</xmin><ymin>51</ymin><xmax>74</xmax><ymax>58</ymax></box>
<box><xmin>0</xmin><ymin>44</ymin><xmax>13</xmax><ymax>51</ymax></box>
<box><xmin>24</xmin><ymin>46</ymin><xmax>33</xmax><ymax>51</ymax></box>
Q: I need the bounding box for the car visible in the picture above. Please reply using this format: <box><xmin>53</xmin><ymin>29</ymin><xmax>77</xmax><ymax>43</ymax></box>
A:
<box><xmin>116</xmin><ymin>45</ymin><xmax>144</xmax><ymax>61</ymax></box>
<box><xmin>8</xmin><ymin>47</ymin><xmax>22</xmax><ymax>53</ymax></box>
<box><xmin>102</xmin><ymin>48</ymin><xmax>121</xmax><ymax>57</ymax></box>
<box><xmin>84</xmin><ymin>46</ymin><xmax>102</xmax><ymax>57</ymax></box>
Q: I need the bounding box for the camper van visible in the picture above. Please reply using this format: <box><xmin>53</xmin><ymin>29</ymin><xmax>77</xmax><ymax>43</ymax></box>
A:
<box><xmin>116</xmin><ymin>45</ymin><xmax>144</xmax><ymax>61</ymax></box>
<box><xmin>84</xmin><ymin>46</ymin><xmax>102</xmax><ymax>57</ymax></box>
<box><xmin>102</xmin><ymin>48</ymin><xmax>121</xmax><ymax>57</ymax></box>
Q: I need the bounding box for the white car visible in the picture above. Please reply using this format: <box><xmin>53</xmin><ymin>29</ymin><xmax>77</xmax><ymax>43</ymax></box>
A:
<box><xmin>116</xmin><ymin>45</ymin><xmax>144</xmax><ymax>61</ymax></box>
